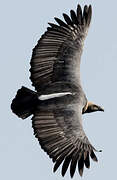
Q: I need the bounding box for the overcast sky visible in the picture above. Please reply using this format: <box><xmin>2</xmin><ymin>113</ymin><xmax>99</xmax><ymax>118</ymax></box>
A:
<box><xmin>0</xmin><ymin>0</ymin><xmax>117</xmax><ymax>179</ymax></box>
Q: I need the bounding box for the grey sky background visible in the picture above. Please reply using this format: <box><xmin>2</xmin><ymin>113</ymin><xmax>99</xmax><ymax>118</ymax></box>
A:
<box><xmin>0</xmin><ymin>0</ymin><xmax>117</xmax><ymax>179</ymax></box>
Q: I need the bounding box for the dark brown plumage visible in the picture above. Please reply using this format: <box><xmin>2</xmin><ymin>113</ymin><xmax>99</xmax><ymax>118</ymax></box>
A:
<box><xmin>11</xmin><ymin>4</ymin><xmax>104</xmax><ymax>178</ymax></box>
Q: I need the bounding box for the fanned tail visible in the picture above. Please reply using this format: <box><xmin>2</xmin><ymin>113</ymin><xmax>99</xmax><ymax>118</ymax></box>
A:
<box><xmin>11</xmin><ymin>86</ymin><xmax>38</xmax><ymax>119</ymax></box>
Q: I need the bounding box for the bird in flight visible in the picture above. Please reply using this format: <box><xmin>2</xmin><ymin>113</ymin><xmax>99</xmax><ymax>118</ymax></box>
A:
<box><xmin>11</xmin><ymin>4</ymin><xmax>104</xmax><ymax>178</ymax></box>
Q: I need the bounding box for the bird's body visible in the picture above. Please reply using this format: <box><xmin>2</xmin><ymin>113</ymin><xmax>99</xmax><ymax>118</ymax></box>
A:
<box><xmin>11</xmin><ymin>4</ymin><xmax>104</xmax><ymax>177</ymax></box>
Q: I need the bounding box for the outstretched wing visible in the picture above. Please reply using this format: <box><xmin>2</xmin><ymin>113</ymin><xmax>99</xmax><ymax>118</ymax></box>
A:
<box><xmin>30</xmin><ymin>5</ymin><xmax>92</xmax><ymax>92</ymax></box>
<box><xmin>32</xmin><ymin>104</ymin><xmax>98</xmax><ymax>177</ymax></box>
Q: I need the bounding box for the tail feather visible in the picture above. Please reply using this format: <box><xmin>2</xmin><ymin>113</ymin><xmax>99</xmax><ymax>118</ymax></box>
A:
<box><xmin>11</xmin><ymin>86</ymin><xmax>38</xmax><ymax>119</ymax></box>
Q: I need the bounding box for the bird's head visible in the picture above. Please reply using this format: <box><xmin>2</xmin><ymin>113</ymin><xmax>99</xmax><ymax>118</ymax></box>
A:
<box><xmin>82</xmin><ymin>102</ymin><xmax>104</xmax><ymax>114</ymax></box>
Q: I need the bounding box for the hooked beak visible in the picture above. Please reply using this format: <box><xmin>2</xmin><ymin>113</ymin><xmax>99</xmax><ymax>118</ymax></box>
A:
<box><xmin>98</xmin><ymin>106</ymin><xmax>104</xmax><ymax>112</ymax></box>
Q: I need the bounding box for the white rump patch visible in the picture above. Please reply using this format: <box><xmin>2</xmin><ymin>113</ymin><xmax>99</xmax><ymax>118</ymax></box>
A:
<box><xmin>38</xmin><ymin>92</ymin><xmax>73</xmax><ymax>101</ymax></box>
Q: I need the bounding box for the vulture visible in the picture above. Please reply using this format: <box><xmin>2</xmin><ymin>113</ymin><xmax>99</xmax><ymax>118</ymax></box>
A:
<box><xmin>11</xmin><ymin>4</ymin><xmax>104</xmax><ymax>178</ymax></box>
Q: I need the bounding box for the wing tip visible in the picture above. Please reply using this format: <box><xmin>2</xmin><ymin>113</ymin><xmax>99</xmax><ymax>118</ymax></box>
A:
<box><xmin>49</xmin><ymin>4</ymin><xmax>92</xmax><ymax>30</ymax></box>
<box><xmin>90</xmin><ymin>150</ymin><xmax>98</xmax><ymax>162</ymax></box>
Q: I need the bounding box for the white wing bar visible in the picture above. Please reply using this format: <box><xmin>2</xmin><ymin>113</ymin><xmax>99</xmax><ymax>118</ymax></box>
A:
<box><xmin>38</xmin><ymin>92</ymin><xmax>73</xmax><ymax>101</ymax></box>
